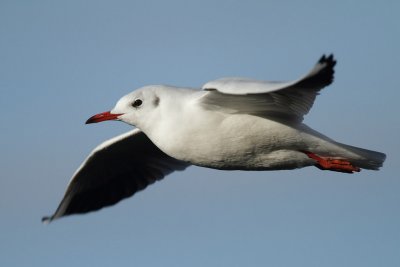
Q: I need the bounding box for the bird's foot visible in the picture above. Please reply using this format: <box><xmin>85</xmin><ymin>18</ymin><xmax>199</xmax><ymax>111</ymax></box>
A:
<box><xmin>301</xmin><ymin>151</ymin><xmax>361</xmax><ymax>173</ymax></box>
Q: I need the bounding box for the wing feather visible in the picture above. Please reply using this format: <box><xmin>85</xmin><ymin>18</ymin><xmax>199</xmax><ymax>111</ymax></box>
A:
<box><xmin>42</xmin><ymin>129</ymin><xmax>189</xmax><ymax>222</ymax></box>
<box><xmin>201</xmin><ymin>54</ymin><xmax>336</xmax><ymax>121</ymax></box>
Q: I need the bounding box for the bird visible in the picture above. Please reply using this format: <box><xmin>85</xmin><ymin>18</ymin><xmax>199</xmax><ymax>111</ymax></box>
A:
<box><xmin>42</xmin><ymin>54</ymin><xmax>386</xmax><ymax>223</ymax></box>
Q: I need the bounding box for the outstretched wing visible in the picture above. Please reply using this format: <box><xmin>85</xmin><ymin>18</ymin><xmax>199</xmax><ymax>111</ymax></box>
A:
<box><xmin>200</xmin><ymin>54</ymin><xmax>336</xmax><ymax>122</ymax></box>
<box><xmin>42</xmin><ymin>129</ymin><xmax>190</xmax><ymax>222</ymax></box>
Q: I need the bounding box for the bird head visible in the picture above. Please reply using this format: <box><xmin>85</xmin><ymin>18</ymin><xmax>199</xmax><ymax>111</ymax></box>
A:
<box><xmin>86</xmin><ymin>86</ymin><xmax>162</xmax><ymax>128</ymax></box>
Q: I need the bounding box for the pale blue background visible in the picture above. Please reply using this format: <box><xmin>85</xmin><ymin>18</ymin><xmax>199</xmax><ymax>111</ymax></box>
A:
<box><xmin>1</xmin><ymin>1</ymin><xmax>399</xmax><ymax>266</ymax></box>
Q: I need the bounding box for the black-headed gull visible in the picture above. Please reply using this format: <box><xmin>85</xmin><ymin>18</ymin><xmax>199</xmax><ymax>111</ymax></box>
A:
<box><xmin>43</xmin><ymin>55</ymin><xmax>386</xmax><ymax>222</ymax></box>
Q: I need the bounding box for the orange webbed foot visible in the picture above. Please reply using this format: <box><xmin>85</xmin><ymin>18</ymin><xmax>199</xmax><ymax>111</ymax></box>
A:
<box><xmin>301</xmin><ymin>151</ymin><xmax>361</xmax><ymax>173</ymax></box>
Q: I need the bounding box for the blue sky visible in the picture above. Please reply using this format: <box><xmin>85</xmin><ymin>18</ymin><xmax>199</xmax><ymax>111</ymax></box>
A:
<box><xmin>1</xmin><ymin>0</ymin><xmax>399</xmax><ymax>266</ymax></box>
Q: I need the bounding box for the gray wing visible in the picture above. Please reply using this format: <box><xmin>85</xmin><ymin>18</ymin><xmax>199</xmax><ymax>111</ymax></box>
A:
<box><xmin>201</xmin><ymin>54</ymin><xmax>336</xmax><ymax>122</ymax></box>
<box><xmin>42</xmin><ymin>129</ymin><xmax>190</xmax><ymax>223</ymax></box>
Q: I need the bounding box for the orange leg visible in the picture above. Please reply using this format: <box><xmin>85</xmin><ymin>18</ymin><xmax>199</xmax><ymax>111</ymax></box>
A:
<box><xmin>301</xmin><ymin>151</ymin><xmax>361</xmax><ymax>173</ymax></box>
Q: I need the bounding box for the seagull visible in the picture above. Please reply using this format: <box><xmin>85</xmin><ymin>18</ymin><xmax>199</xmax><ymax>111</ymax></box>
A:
<box><xmin>42</xmin><ymin>55</ymin><xmax>386</xmax><ymax>223</ymax></box>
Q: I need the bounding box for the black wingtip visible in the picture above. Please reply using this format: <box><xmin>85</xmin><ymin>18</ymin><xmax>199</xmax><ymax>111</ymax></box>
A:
<box><xmin>41</xmin><ymin>216</ymin><xmax>52</xmax><ymax>224</ymax></box>
<box><xmin>319</xmin><ymin>53</ymin><xmax>336</xmax><ymax>67</ymax></box>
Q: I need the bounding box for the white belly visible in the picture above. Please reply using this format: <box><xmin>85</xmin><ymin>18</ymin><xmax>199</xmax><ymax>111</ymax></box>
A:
<box><xmin>147</xmin><ymin>112</ymin><xmax>316</xmax><ymax>170</ymax></box>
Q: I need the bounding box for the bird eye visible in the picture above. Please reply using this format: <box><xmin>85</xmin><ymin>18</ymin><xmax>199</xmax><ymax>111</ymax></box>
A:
<box><xmin>132</xmin><ymin>99</ymin><xmax>143</xmax><ymax>108</ymax></box>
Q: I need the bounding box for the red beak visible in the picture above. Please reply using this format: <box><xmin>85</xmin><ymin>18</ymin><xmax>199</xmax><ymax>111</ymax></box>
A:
<box><xmin>85</xmin><ymin>111</ymin><xmax>123</xmax><ymax>124</ymax></box>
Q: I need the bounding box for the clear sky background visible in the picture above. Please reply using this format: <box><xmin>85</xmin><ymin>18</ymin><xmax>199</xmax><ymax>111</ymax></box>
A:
<box><xmin>1</xmin><ymin>0</ymin><xmax>399</xmax><ymax>266</ymax></box>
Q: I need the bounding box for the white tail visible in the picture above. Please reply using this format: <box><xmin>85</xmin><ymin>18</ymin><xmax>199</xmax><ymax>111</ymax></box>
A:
<box><xmin>334</xmin><ymin>142</ymin><xmax>386</xmax><ymax>170</ymax></box>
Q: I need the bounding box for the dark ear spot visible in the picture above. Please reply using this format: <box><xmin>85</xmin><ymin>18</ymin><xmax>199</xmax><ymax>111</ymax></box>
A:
<box><xmin>153</xmin><ymin>95</ymin><xmax>160</xmax><ymax>107</ymax></box>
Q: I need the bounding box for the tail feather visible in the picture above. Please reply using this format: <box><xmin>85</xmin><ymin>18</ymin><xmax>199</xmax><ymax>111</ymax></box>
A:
<box><xmin>334</xmin><ymin>142</ymin><xmax>386</xmax><ymax>170</ymax></box>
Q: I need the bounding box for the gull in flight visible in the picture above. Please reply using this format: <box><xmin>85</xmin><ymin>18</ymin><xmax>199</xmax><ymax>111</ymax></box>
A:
<box><xmin>43</xmin><ymin>55</ymin><xmax>386</xmax><ymax>222</ymax></box>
